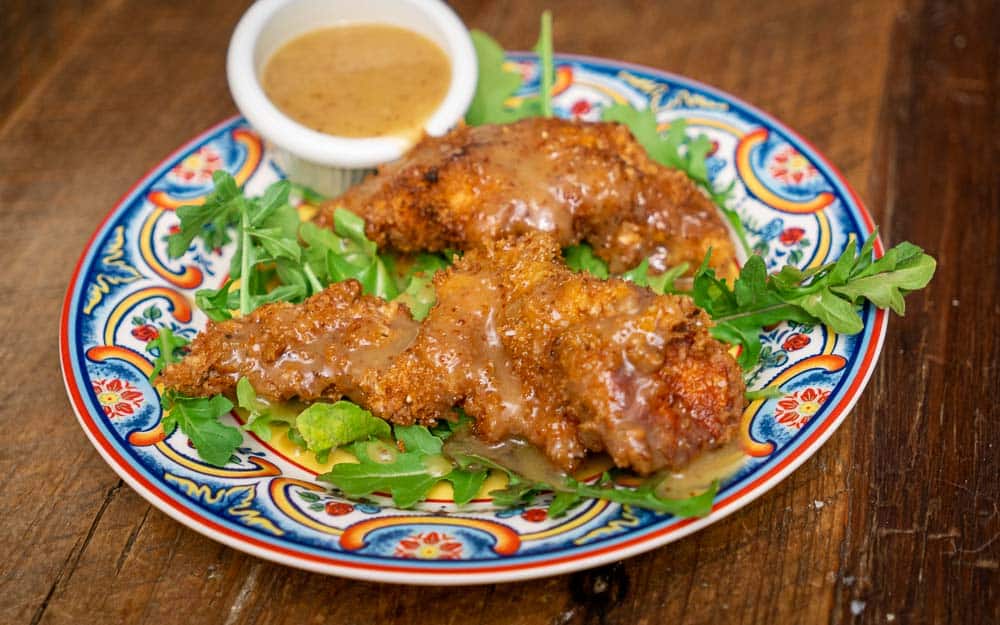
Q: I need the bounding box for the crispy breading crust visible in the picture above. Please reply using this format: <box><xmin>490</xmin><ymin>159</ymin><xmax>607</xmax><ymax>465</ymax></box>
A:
<box><xmin>317</xmin><ymin>118</ymin><xmax>737</xmax><ymax>274</ymax></box>
<box><xmin>160</xmin><ymin>234</ymin><xmax>745</xmax><ymax>474</ymax></box>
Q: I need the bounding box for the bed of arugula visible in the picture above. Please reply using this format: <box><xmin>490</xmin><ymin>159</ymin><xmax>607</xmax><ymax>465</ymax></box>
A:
<box><xmin>147</xmin><ymin>13</ymin><xmax>935</xmax><ymax>519</ymax></box>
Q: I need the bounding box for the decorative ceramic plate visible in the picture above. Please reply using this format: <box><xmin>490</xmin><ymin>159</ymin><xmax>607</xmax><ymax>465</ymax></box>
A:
<box><xmin>60</xmin><ymin>53</ymin><xmax>886</xmax><ymax>584</ymax></box>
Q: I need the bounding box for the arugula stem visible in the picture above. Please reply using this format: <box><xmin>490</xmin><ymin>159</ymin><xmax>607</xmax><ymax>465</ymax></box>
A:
<box><xmin>712</xmin><ymin>302</ymin><xmax>802</xmax><ymax>324</ymax></box>
<box><xmin>303</xmin><ymin>262</ymin><xmax>324</xmax><ymax>294</ymax></box>
<box><xmin>239</xmin><ymin>208</ymin><xmax>252</xmax><ymax>316</ymax></box>
<box><xmin>539</xmin><ymin>11</ymin><xmax>553</xmax><ymax>117</ymax></box>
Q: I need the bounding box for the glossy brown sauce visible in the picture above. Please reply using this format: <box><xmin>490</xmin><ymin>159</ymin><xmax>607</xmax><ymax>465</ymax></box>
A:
<box><xmin>160</xmin><ymin>234</ymin><xmax>745</xmax><ymax>477</ymax></box>
<box><xmin>655</xmin><ymin>439</ymin><xmax>746</xmax><ymax>499</ymax></box>
<box><xmin>428</xmin><ymin>271</ymin><xmax>528</xmax><ymax>423</ymax></box>
<box><xmin>262</xmin><ymin>24</ymin><xmax>451</xmax><ymax>138</ymax></box>
<box><xmin>442</xmin><ymin>426</ymin><xmax>569</xmax><ymax>486</ymax></box>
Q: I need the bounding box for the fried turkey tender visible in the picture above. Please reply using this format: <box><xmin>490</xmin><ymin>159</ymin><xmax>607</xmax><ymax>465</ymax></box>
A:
<box><xmin>160</xmin><ymin>233</ymin><xmax>745</xmax><ymax>475</ymax></box>
<box><xmin>316</xmin><ymin>118</ymin><xmax>736</xmax><ymax>275</ymax></box>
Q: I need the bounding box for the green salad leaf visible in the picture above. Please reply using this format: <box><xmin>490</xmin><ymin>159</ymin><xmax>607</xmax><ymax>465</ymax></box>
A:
<box><xmin>466</xmin><ymin>31</ymin><xmax>525</xmax><ymax>125</ymax></box>
<box><xmin>170</xmin><ymin>173</ymin><xmax>432</xmax><ymax>320</ymax></box>
<box><xmin>695</xmin><ymin>232</ymin><xmax>936</xmax><ymax>369</ymax></box>
<box><xmin>147</xmin><ymin>327</ymin><xmax>190</xmax><ymax>381</ymax></box>
<box><xmin>487</xmin><ymin>472</ymin><xmax>717</xmax><ymax>518</ymax></box>
<box><xmin>564</xmin><ymin>244</ymin><xmax>609</xmax><ymax>279</ymax></box>
<box><xmin>565</xmin><ymin>243</ymin><xmax>687</xmax><ymax>295</ymax></box>
<box><xmin>622</xmin><ymin>259</ymin><xmax>689</xmax><ymax>295</ymax></box>
<box><xmin>601</xmin><ymin>104</ymin><xmax>750</xmax><ymax>253</ymax></box>
<box><xmin>167</xmin><ymin>170</ymin><xmax>243</xmax><ymax>257</ymax></box>
<box><xmin>466</xmin><ymin>12</ymin><xmax>554</xmax><ymax>125</ymax></box>
<box><xmin>744</xmin><ymin>387</ymin><xmax>785</xmax><ymax>401</ymax></box>
<box><xmin>161</xmin><ymin>391</ymin><xmax>242</xmax><ymax>467</ymax></box>
<box><xmin>296</xmin><ymin>402</ymin><xmax>391</xmax><ymax>462</ymax></box>
<box><xmin>235</xmin><ymin>378</ymin><xmax>390</xmax><ymax>462</ymax></box>
<box><xmin>235</xmin><ymin>377</ymin><xmax>283</xmax><ymax>441</ymax></box>
<box><xmin>446</xmin><ymin>470</ymin><xmax>490</xmax><ymax>506</ymax></box>
<box><xmin>319</xmin><ymin>425</ymin><xmax>489</xmax><ymax>508</ymax></box>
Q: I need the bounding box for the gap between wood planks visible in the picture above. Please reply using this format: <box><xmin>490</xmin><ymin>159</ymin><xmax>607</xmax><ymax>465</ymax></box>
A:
<box><xmin>29</xmin><ymin>480</ymin><xmax>124</xmax><ymax>625</ymax></box>
<box><xmin>833</xmin><ymin>0</ymin><xmax>999</xmax><ymax>622</ymax></box>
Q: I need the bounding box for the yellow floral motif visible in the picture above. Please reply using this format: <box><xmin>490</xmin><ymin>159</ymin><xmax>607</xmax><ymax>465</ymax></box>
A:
<box><xmin>573</xmin><ymin>505</ymin><xmax>640</xmax><ymax>545</ymax></box>
<box><xmin>164</xmin><ymin>473</ymin><xmax>284</xmax><ymax>536</ymax></box>
<box><xmin>84</xmin><ymin>226</ymin><xmax>142</xmax><ymax>314</ymax></box>
<box><xmin>662</xmin><ymin>88</ymin><xmax>728</xmax><ymax>112</ymax></box>
<box><xmin>617</xmin><ymin>71</ymin><xmax>670</xmax><ymax>109</ymax></box>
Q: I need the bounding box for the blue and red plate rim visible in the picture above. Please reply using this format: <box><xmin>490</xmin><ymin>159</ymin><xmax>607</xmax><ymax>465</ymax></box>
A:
<box><xmin>59</xmin><ymin>53</ymin><xmax>887</xmax><ymax>584</ymax></box>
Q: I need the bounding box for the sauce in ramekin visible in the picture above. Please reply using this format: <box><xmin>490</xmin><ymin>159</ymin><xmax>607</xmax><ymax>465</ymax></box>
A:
<box><xmin>262</xmin><ymin>24</ymin><xmax>451</xmax><ymax>139</ymax></box>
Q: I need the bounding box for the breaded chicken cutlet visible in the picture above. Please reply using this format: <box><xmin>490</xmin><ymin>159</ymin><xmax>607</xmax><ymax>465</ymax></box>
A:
<box><xmin>315</xmin><ymin>118</ymin><xmax>737</xmax><ymax>275</ymax></box>
<box><xmin>160</xmin><ymin>233</ymin><xmax>745</xmax><ymax>475</ymax></box>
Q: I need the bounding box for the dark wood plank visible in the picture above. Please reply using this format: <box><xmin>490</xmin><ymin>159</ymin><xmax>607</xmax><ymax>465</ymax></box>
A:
<box><xmin>0</xmin><ymin>1</ymin><xmax>110</xmax><ymax>124</ymax></box>
<box><xmin>834</xmin><ymin>0</ymin><xmax>1000</xmax><ymax>623</ymax></box>
<box><xmin>0</xmin><ymin>3</ymin><xmax>256</xmax><ymax>623</ymax></box>
<box><xmin>1</xmin><ymin>0</ymin><xmax>994</xmax><ymax>623</ymax></box>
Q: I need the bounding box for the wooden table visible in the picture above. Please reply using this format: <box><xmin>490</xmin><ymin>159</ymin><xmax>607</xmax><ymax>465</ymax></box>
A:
<box><xmin>2</xmin><ymin>1</ymin><xmax>996</xmax><ymax>623</ymax></box>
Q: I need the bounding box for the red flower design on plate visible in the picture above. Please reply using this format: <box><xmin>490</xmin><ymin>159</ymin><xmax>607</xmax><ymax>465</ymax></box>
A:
<box><xmin>131</xmin><ymin>325</ymin><xmax>159</xmax><ymax>342</ymax></box>
<box><xmin>774</xmin><ymin>387</ymin><xmax>830</xmax><ymax>429</ymax></box>
<box><xmin>522</xmin><ymin>508</ymin><xmax>548</xmax><ymax>522</ymax></box>
<box><xmin>394</xmin><ymin>531</ymin><xmax>463</xmax><ymax>560</ymax></box>
<box><xmin>781</xmin><ymin>333</ymin><xmax>810</xmax><ymax>352</ymax></box>
<box><xmin>170</xmin><ymin>146</ymin><xmax>223</xmax><ymax>185</ymax></box>
<box><xmin>92</xmin><ymin>378</ymin><xmax>144</xmax><ymax>418</ymax></box>
<box><xmin>325</xmin><ymin>502</ymin><xmax>353</xmax><ymax>516</ymax></box>
<box><xmin>570</xmin><ymin>99</ymin><xmax>592</xmax><ymax>117</ymax></box>
<box><xmin>769</xmin><ymin>145</ymin><xmax>818</xmax><ymax>185</ymax></box>
<box><xmin>779</xmin><ymin>227</ymin><xmax>806</xmax><ymax>246</ymax></box>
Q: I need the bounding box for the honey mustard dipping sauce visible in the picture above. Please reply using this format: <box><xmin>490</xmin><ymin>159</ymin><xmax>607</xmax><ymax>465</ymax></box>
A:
<box><xmin>261</xmin><ymin>24</ymin><xmax>452</xmax><ymax>139</ymax></box>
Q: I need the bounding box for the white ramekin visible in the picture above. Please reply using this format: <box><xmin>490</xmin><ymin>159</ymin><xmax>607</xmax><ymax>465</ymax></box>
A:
<box><xmin>227</xmin><ymin>0</ymin><xmax>476</xmax><ymax>197</ymax></box>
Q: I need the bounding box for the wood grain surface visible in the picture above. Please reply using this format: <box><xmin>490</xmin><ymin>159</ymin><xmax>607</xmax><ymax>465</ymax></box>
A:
<box><xmin>0</xmin><ymin>1</ymin><xmax>996</xmax><ymax>623</ymax></box>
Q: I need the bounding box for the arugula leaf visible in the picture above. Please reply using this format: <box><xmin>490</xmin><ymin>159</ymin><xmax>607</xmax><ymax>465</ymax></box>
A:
<box><xmin>487</xmin><ymin>482</ymin><xmax>539</xmax><ymax>508</ymax></box>
<box><xmin>695</xmin><ymin>233</ymin><xmax>936</xmax><ymax>369</ymax></box>
<box><xmin>286</xmin><ymin>426</ymin><xmax>308</xmax><ymax>451</ymax></box>
<box><xmin>396</xmin><ymin>272</ymin><xmax>436</xmax><ymax>321</ymax></box>
<box><xmin>319</xmin><ymin>424</ymin><xmax>487</xmax><ymax>509</ymax></box>
<box><xmin>830</xmin><ymin>241</ymin><xmax>935</xmax><ymax>314</ymax></box>
<box><xmin>566</xmin><ymin>243</ymin><xmax>688</xmax><ymax>295</ymax></box>
<box><xmin>601</xmin><ymin>105</ymin><xmax>751</xmax><ymax>253</ymax></box>
<box><xmin>325</xmin><ymin>208</ymin><xmax>399</xmax><ymax>300</ymax></box>
<box><xmin>647</xmin><ymin>263</ymin><xmax>690</xmax><ymax>295</ymax></box>
<box><xmin>167</xmin><ymin>171</ymin><xmax>242</xmax><ymax>257</ymax></box>
<box><xmin>564</xmin><ymin>244</ymin><xmax>609</xmax><ymax>279</ymax></box>
<box><xmin>547</xmin><ymin>491</ymin><xmax>584</xmax><ymax>518</ymax></box>
<box><xmin>620</xmin><ymin>259</ymin><xmax>652</xmax><ymax>286</ymax></box>
<box><xmin>161</xmin><ymin>391</ymin><xmax>242</xmax><ymax>467</ymax></box>
<box><xmin>744</xmin><ymin>387</ymin><xmax>784</xmax><ymax>401</ymax></box>
<box><xmin>565</xmin><ymin>475</ymin><xmax>717</xmax><ymax>517</ymax></box>
<box><xmin>386</xmin><ymin>252</ymin><xmax>450</xmax><ymax>320</ymax></box>
<box><xmin>394</xmin><ymin>423</ymin><xmax>444</xmax><ymax>456</ymax></box>
<box><xmin>194</xmin><ymin>279</ymin><xmax>236</xmax><ymax>322</ymax></box>
<box><xmin>147</xmin><ymin>327</ymin><xmax>189</xmax><ymax>380</ymax></box>
<box><xmin>620</xmin><ymin>259</ymin><xmax>690</xmax><ymax>295</ymax></box>
<box><xmin>288</xmin><ymin>181</ymin><xmax>326</xmax><ymax>206</ymax></box>
<box><xmin>234</xmin><ymin>377</ymin><xmax>300</xmax><ymax>442</ymax></box>
<box><xmin>466</xmin><ymin>31</ymin><xmax>525</xmax><ymax>125</ymax></box>
<box><xmin>487</xmin><ymin>472</ymin><xmax>717</xmax><ymax>518</ymax></box>
<box><xmin>446</xmin><ymin>470</ymin><xmax>489</xmax><ymax>506</ymax></box>
<box><xmin>602</xmin><ymin>104</ymin><xmax>680</xmax><ymax>167</ymax></box>
<box><xmin>320</xmin><ymin>440</ymin><xmax>447</xmax><ymax>509</ymax></box>
<box><xmin>235</xmin><ymin>378</ymin><xmax>390</xmax><ymax>458</ymax></box>
<box><xmin>466</xmin><ymin>12</ymin><xmax>555</xmax><ymax>125</ymax></box>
